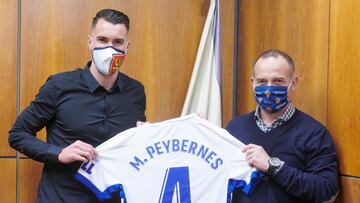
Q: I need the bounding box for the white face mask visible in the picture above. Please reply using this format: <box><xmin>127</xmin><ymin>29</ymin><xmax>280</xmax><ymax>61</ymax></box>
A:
<box><xmin>92</xmin><ymin>46</ymin><xmax>126</xmax><ymax>76</ymax></box>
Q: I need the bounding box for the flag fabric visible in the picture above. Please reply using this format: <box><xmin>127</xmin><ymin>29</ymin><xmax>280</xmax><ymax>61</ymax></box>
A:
<box><xmin>181</xmin><ymin>0</ymin><xmax>222</xmax><ymax>126</ymax></box>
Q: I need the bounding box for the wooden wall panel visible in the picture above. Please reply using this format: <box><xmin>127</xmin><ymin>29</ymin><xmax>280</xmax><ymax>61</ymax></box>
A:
<box><xmin>0</xmin><ymin>159</ymin><xmax>16</xmax><ymax>202</ymax></box>
<box><xmin>0</xmin><ymin>0</ymin><xmax>17</xmax><ymax>156</ymax></box>
<box><xmin>19</xmin><ymin>159</ymin><xmax>43</xmax><ymax>203</ymax></box>
<box><xmin>237</xmin><ymin>0</ymin><xmax>330</xmax><ymax>124</ymax></box>
<box><xmin>335</xmin><ymin>176</ymin><xmax>360</xmax><ymax>203</ymax></box>
<box><xmin>328</xmin><ymin>0</ymin><xmax>360</xmax><ymax>176</ymax></box>
<box><xmin>220</xmin><ymin>0</ymin><xmax>234</xmax><ymax>125</ymax></box>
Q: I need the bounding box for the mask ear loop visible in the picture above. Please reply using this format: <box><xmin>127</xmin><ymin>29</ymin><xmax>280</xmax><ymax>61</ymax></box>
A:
<box><xmin>287</xmin><ymin>81</ymin><xmax>292</xmax><ymax>91</ymax></box>
<box><xmin>287</xmin><ymin>76</ymin><xmax>295</xmax><ymax>101</ymax></box>
<box><xmin>123</xmin><ymin>42</ymin><xmax>130</xmax><ymax>55</ymax></box>
<box><xmin>287</xmin><ymin>74</ymin><xmax>296</xmax><ymax>91</ymax></box>
<box><xmin>252</xmin><ymin>81</ymin><xmax>259</xmax><ymax>93</ymax></box>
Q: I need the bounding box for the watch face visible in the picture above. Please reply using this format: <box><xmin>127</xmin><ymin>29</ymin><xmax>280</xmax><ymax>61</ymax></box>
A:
<box><xmin>269</xmin><ymin>157</ymin><xmax>281</xmax><ymax>167</ymax></box>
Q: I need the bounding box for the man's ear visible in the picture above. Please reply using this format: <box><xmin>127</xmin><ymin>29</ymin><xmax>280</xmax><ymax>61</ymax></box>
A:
<box><xmin>126</xmin><ymin>41</ymin><xmax>131</xmax><ymax>52</ymax></box>
<box><xmin>87</xmin><ymin>34</ymin><xmax>92</xmax><ymax>50</ymax></box>
<box><xmin>289</xmin><ymin>75</ymin><xmax>298</xmax><ymax>92</ymax></box>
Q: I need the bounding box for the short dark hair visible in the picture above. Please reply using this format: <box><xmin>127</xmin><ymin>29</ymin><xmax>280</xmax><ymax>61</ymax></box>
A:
<box><xmin>253</xmin><ymin>49</ymin><xmax>295</xmax><ymax>73</ymax></box>
<box><xmin>92</xmin><ymin>9</ymin><xmax>130</xmax><ymax>31</ymax></box>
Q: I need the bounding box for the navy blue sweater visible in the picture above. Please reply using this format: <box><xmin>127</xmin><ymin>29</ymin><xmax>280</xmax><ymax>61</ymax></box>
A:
<box><xmin>226</xmin><ymin>109</ymin><xmax>338</xmax><ymax>203</ymax></box>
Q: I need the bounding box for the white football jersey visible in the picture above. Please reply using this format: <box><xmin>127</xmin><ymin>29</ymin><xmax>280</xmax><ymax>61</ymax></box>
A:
<box><xmin>75</xmin><ymin>114</ymin><xmax>262</xmax><ymax>203</ymax></box>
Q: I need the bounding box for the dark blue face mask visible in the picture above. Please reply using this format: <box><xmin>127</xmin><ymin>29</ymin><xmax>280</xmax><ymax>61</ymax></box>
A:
<box><xmin>254</xmin><ymin>85</ymin><xmax>289</xmax><ymax>113</ymax></box>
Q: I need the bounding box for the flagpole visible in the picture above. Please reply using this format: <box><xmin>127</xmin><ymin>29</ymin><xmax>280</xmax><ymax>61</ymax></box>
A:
<box><xmin>232</xmin><ymin>0</ymin><xmax>239</xmax><ymax>118</ymax></box>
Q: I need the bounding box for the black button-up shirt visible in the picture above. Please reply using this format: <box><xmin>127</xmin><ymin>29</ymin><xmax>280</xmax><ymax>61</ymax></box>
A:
<box><xmin>9</xmin><ymin>62</ymin><xmax>146</xmax><ymax>203</ymax></box>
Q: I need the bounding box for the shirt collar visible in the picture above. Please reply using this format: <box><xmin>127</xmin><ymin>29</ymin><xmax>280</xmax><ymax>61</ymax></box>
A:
<box><xmin>277</xmin><ymin>102</ymin><xmax>295</xmax><ymax>122</ymax></box>
<box><xmin>254</xmin><ymin>105</ymin><xmax>262</xmax><ymax>121</ymax></box>
<box><xmin>83</xmin><ymin>61</ymin><xmax>123</xmax><ymax>93</ymax></box>
<box><xmin>254</xmin><ymin>102</ymin><xmax>295</xmax><ymax>123</ymax></box>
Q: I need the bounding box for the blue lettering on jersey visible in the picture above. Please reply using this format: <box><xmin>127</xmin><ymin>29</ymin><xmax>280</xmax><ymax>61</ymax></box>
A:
<box><xmin>146</xmin><ymin>146</ymin><xmax>155</xmax><ymax>159</ymax></box>
<box><xmin>181</xmin><ymin>139</ymin><xmax>189</xmax><ymax>152</ymax></box>
<box><xmin>205</xmin><ymin>151</ymin><xmax>216</xmax><ymax>164</ymax></box>
<box><xmin>162</xmin><ymin>140</ymin><xmax>171</xmax><ymax>153</ymax></box>
<box><xmin>129</xmin><ymin>156</ymin><xmax>145</xmax><ymax>171</ymax></box>
<box><xmin>172</xmin><ymin>139</ymin><xmax>180</xmax><ymax>151</ymax></box>
<box><xmin>211</xmin><ymin>158</ymin><xmax>223</xmax><ymax>169</ymax></box>
<box><xmin>155</xmin><ymin>141</ymin><xmax>164</xmax><ymax>155</ymax></box>
<box><xmin>81</xmin><ymin>162</ymin><xmax>95</xmax><ymax>175</ymax></box>
<box><xmin>130</xmin><ymin>138</ymin><xmax>223</xmax><ymax>171</ymax></box>
<box><xmin>197</xmin><ymin>145</ymin><xmax>209</xmax><ymax>159</ymax></box>
<box><xmin>188</xmin><ymin>141</ymin><xmax>198</xmax><ymax>155</ymax></box>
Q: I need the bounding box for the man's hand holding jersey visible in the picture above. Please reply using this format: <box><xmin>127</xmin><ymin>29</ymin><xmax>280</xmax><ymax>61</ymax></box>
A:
<box><xmin>58</xmin><ymin>140</ymin><xmax>97</xmax><ymax>164</ymax></box>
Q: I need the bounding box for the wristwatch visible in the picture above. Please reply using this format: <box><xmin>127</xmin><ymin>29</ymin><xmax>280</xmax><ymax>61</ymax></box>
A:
<box><xmin>267</xmin><ymin>157</ymin><xmax>283</xmax><ymax>176</ymax></box>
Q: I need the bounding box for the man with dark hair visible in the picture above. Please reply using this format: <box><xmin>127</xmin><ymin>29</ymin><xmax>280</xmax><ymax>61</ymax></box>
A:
<box><xmin>226</xmin><ymin>49</ymin><xmax>338</xmax><ymax>203</ymax></box>
<box><xmin>9</xmin><ymin>9</ymin><xmax>146</xmax><ymax>203</ymax></box>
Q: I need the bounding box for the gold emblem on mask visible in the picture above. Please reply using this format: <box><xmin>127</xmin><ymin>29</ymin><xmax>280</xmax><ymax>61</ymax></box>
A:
<box><xmin>275</xmin><ymin>97</ymin><xmax>281</xmax><ymax>104</ymax></box>
<box><xmin>265</xmin><ymin>90</ymin><xmax>271</xmax><ymax>98</ymax></box>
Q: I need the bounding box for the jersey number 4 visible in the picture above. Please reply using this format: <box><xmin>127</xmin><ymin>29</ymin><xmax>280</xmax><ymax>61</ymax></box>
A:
<box><xmin>158</xmin><ymin>167</ymin><xmax>191</xmax><ymax>203</ymax></box>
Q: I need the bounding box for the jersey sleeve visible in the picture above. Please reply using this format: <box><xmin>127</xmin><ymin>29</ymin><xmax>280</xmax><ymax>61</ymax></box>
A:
<box><xmin>221</xmin><ymin>130</ymin><xmax>264</xmax><ymax>196</ymax></box>
<box><xmin>75</xmin><ymin>127</ymin><xmax>138</xmax><ymax>201</ymax></box>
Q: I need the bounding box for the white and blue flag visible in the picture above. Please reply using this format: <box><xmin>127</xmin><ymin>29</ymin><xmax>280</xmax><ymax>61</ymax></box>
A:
<box><xmin>181</xmin><ymin>0</ymin><xmax>222</xmax><ymax>126</ymax></box>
